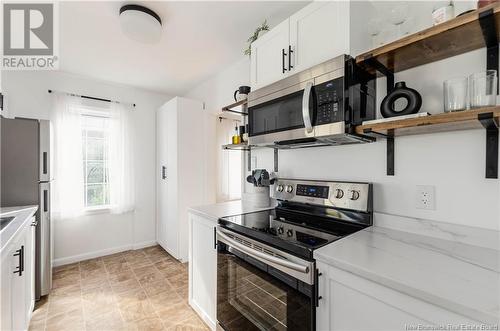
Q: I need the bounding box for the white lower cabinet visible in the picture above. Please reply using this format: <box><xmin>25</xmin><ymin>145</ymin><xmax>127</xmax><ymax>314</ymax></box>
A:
<box><xmin>188</xmin><ymin>212</ymin><xmax>217</xmax><ymax>330</ymax></box>
<box><xmin>0</xmin><ymin>216</ymin><xmax>36</xmax><ymax>331</ymax></box>
<box><xmin>316</xmin><ymin>261</ymin><xmax>480</xmax><ymax>331</ymax></box>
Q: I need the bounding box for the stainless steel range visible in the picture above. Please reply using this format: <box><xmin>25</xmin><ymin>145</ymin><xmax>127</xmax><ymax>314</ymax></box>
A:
<box><xmin>216</xmin><ymin>178</ymin><xmax>373</xmax><ymax>331</ymax></box>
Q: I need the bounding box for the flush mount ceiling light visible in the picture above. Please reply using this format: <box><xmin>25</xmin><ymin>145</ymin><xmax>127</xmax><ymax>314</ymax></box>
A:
<box><xmin>119</xmin><ymin>4</ymin><xmax>162</xmax><ymax>44</ymax></box>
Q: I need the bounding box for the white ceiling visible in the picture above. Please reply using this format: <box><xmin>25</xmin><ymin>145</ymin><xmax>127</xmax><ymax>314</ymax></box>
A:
<box><xmin>59</xmin><ymin>1</ymin><xmax>309</xmax><ymax>95</ymax></box>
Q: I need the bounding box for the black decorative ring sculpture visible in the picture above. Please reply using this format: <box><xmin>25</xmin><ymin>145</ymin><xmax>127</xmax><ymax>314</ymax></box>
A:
<box><xmin>380</xmin><ymin>82</ymin><xmax>422</xmax><ymax>118</ymax></box>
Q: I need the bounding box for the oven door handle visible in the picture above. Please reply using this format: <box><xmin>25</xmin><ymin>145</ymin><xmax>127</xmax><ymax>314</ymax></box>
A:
<box><xmin>302</xmin><ymin>81</ymin><xmax>314</xmax><ymax>134</ymax></box>
<box><xmin>217</xmin><ymin>229</ymin><xmax>310</xmax><ymax>274</ymax></box>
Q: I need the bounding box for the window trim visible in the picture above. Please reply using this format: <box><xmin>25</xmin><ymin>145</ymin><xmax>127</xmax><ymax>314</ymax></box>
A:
<box><xmin>83</xmin><ymin>205</ymin><xmax>112</xmax><ymax>215</ymax></box>
<box><xmin>81</xmin><ymin>109</ymin><xmax>111</xmax><ymax>210</ymax></box>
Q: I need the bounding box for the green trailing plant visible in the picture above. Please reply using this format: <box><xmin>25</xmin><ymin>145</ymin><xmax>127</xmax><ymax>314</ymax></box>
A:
<box><xmin>244</xmin><ymin>20</ymin><xmax>270</xmax><ymax>56</ymax></box>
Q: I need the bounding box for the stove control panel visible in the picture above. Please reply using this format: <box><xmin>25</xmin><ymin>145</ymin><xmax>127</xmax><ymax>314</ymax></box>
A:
<box><xmin>296</xmin><ymin>184</ymin><xmax>329</xmax><ymax>198</ymax></box>
<box><xmin>271</xmin><ymin>178</ymin><xmax>372</xmax><ymax>212</ymax></box>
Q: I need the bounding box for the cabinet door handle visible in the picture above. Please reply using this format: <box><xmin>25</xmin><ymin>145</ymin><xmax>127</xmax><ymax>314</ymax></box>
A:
<box><xmin>162</xmin><ymin>166</ymin><xmax>167</xmax><ymax>180</ymax></box>
<box><xmin>43</xmin><ymin>152</ymin><xmax>48</xmax><ymax>174</ymax></box>
<box><xmin>21</xmin><ymin>245</ymin><xmax>24</xmax><ymax>273</ymax></box>
<box><xmin>288</xmin><ymin>45</ymin><xmax>294</xmax><ymax>71</ymax></box>
<box><xmin>213</xmin><ymin>227</ymin><xmax>217</xmax><ymax>250</ymax></box>
<box><xmin>282</xmin><ymin>49</ymin><xmax>287</xmax><ymax>74</ymax></box>
<box><xmin>13</xmin><ymin>246</ymin><xmax>24</xmax><ymax>276</ymax></box>
<box><xmin>315</xmin><ymin>269</ymin><xmax>322</xmax><ymax>307</ymax></box>
<box><xmin>43</xmin><ymin>189</ymin><xmax>48</xmax><ymax>212</ymax></box>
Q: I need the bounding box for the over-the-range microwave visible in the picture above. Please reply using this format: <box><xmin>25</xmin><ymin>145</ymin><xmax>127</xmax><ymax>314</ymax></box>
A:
<box><xmin>248</xmin><ymin>54</ymin><xmax>377</xmax><ymax>148</ymax></box>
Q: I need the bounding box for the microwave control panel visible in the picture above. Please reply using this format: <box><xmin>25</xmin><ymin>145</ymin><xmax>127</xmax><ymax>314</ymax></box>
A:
<box><xmin>315</xmin><ymin>78</ymin><xmax>344</xmax><ymax>125</ymax></box>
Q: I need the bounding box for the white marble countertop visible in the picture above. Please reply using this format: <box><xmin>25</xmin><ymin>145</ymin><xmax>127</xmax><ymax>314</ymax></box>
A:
<box><xmin>315</xmin><ymin>225</ymin><xmax>500</xmax><ymax>324</ymax></box>
<box><xmin>188</xmin><ymin>200</ymin><xmax>274</xmax><ymax>222</ymax></box>
<box><xmin>1</xmin><ymin>205</ymin><xmax>38</xmax><ymax>253</ymax></box>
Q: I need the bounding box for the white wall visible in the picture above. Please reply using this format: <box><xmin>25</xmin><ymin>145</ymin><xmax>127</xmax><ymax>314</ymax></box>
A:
<box><xmin>182</xmin><ymin>4</ymin><xmax>500</xmax><ymax>231</ymax></box>
<box><xmin>184</xmin><ymin>57</ymin><xmax>251</xmax><ymax>202</ymax></box>
<box><xmin>1</xmin><ymin>70</ymin><xmax>172</xmax><ymax>264</ymax></box>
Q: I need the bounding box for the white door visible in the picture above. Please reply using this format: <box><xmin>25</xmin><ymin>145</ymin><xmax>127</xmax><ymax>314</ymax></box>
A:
<box><xmin>26</xmin><ymin>218</ymin><xmax>36</xmax><ymax>317</ymax></box>
<box><xmin>157</xmin><ymin>99</ymin><xmax>179</xmax><ymax>258</ymax></box>
<box><xmin>250</xmin><ymin>19</ymin><xmax>290</xmax><ymax>89</ymax></box>
<box><xmin>165</xmin><ymin>103</ymin><xmax>178</xmax><ymax>258</ymax></box>
<box><xmin>0</xmin><ymin>248</ymin><xmax>13</xmax><ymax>331</ymax></box>
<box><xmin>11</xmin><ymin>235</ymin><xmax>27</xmax><ymax>331</ymax></box>
<box><xmin>289</xmin><ymin>1</ymin><xmax>350</xmax><ymax>73</ymax></box>
<box><xmin>156</xmin><ymin>105</ymin><xmax>169</xmax><ymax>250</ymax></box>
<box><xmin>189</xmin><ymin>214</ymin><xmax>217</xmax><ymax>329</ymax></box>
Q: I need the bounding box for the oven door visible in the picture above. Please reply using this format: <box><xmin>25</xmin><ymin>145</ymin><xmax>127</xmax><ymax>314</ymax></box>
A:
<box><xmin>216</xmin><ymin>227</ymin><xmax>315</xmax><ymax>331</ymax></box>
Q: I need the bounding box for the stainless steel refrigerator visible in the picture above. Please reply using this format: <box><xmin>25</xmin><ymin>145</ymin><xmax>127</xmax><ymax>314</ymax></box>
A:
<box><xmin>1</xmin><ymin>117</ymin><xmax>53</xmax><ymax>300</ymax></box>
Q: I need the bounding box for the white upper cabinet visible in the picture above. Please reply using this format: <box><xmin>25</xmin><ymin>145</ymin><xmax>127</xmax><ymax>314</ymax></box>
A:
<box><xmin>289</xmin><ymin>1</ymin><xmax>349</xmax><ymax>73</ymax></box>
<box><xmin>250</xmin><ymin>19</ymin><xmax>290</xmax><ymax>90</ymax></box>
<box><xmin>250</xmin><ymin>1</ymin><xmax>350</xmax><ymax>90</ymax></box>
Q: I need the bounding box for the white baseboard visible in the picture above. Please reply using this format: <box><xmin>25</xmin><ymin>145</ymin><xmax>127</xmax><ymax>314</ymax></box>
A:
<box><xmin>53</xmin><ymin>240</ymin><xmax>158</xmax><ymax>267</ymax></box>
<box><xmin>132</xmin><ymin>240</ymin><xmax>157</xmax><ymax>250</ymax></box>
<box><xmin>189</xmin><ymin>299</ymin><xmax>216</xmax><ymax>331</ymax></box>
<box><xmin>158</xmin><ymin>242</ymin><xmax>185</xmax><ymax>262</ymax></box>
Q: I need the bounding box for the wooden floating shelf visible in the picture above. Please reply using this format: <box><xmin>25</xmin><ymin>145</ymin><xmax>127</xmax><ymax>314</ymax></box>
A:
<box><xmin>221</xmin><ymin>99</ymin><xmax>248</xmax><ymax>115</ymax></box>
<box><xmin>356</xmin><ymin>3</ymin><xmax>500</xmax><ymax>74</ymax></box>
<box><xmin>356</xmin><ymin>107</ymin><xmax>500</xmax><ymax>137</ymax></box>
<box><xmin>222</xmin><ymin>143</ymin><xmax>251</xmax><ymax>151</ymax></box>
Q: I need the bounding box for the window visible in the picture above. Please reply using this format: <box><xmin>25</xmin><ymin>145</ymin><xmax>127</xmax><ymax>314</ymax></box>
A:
<box><xmin>217</xmin><ymin>119</ymin><xmax>242</xmax><ymax>201</ymax></box>
<box><xmin>52</xmin><ymin>93</ymin><xmax>134</xmax><ymax>218</ymax></box>
<box><xmin>81</xmin><ymin>113</ymin><xmax>110</xmax><ymax>209</ymax></box>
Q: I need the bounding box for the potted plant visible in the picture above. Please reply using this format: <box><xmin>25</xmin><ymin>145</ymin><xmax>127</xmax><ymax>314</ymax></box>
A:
<box><xmin>244</xmin><ymin>20</ymin><xmax>270</xmax><ymax>56</ymax></box>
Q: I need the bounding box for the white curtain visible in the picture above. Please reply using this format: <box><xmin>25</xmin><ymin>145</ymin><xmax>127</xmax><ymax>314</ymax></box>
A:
<box><xmin>51</xmin><ymin>94</ymin><xmax>135</xmax><ymax>218</ymax></box>
<box><xmin>51</xmin><ymin>94</ymin><xmax>85</xmax><ymax>219</ymax></box>
<box><xmin>216</xmin><ymin>118</ymin><xmax>242</xmax><ymax>202</ymax></box>
<box><xmin>108</xmin><ymin>102</ymin><xmax>135</xmax><ymax>214</ymax></box>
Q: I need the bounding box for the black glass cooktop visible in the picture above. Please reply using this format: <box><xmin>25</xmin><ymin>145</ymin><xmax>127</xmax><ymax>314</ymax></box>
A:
<box><xmin>218</xmin><ymin>206</ymin><xmax>369</xmax><ymax>260</ymax></box>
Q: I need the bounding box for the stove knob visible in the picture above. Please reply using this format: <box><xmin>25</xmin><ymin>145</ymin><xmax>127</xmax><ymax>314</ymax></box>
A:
<box><xmin>335</xmin><ymin>189</ymin><xmax>344</xmax><ymax>199</ymax></box>
<box><xmin>286</xmin><ymin>229</ymin><xmax>293</xmax><ymax>237</ymax></box>
<box><xmin>350</xmin><ymin>190</ymin><xmax>360</xmax><ymax>200</ymax></box>
<box><xmin>277</xmin><ymin>226</ymin><xmax>284</xmax><ymax>234</ymax></box>
<box><xmin>277</xmin><ymin>185</ymin><xmax>284</xmax><ymax>192</ymax></box>
<box><xmin>286</xmin><ymin>185</ymin><xmax>294</xmax><ymax>193</ymax></box>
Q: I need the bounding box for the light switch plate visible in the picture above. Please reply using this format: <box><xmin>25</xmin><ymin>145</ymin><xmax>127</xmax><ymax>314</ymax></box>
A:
<box><xmin>416</xmin><ymin>185</ymin><xmax>436</xmax><ymax>210</ymax></box>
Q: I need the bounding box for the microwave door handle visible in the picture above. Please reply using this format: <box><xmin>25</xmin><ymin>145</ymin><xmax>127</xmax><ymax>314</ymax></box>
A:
<box><xmin>217</xmin><ymin>229</ymin><xmax>309</xmax><ymax>274</ymax></box>
<box><xmin>302</xmin><ymin>82</ymin><xmax>314</xmax><ymax>134</ymax></box>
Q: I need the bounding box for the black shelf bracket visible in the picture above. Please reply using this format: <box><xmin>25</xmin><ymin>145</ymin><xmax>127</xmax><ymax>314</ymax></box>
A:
<box><xmin>247</xmin><ymin>147</ymin><xmax>252</xmax><ymax>172</ymax></box>
<box><xmin>478</xmin><ymin>112</ymin><xmax>499</xmax><ymax>179</ymax></box>
<box><xmin>479</xmin><ymin>8</ymin><xmax>499</xmax><ymax>94</ymax></box>
<box><xmin>222</xmin><ymin>108</ymin><xmax>248</xmax><ymax>116</ymax></box>
<box><xmin>274</xmin><ymin>148</ymin><xmax>279</xmax><ymax>173</ymax></box>
<box><xmin>364</xmin><ymin>56</ymin><xmax>395</xmax><ymax>94</ymax></box>
<box><xmin>363</xmin><ymin>128</ymin><xmax>395</xmax><ymax>176</ymax></box>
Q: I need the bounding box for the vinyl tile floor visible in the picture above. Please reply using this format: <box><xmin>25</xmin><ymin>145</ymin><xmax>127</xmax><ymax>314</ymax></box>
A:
<box><xmin>29</xmin><ymin>245</ymin><xmax>209</xmax><ymax>331</ymax></box>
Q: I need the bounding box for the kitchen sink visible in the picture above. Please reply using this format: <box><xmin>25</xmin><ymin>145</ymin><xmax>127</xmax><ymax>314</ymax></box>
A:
<box><xmin>0</xmin><ymin>216</ymin><xmax>15</xmax><ymax>231</ymax></box>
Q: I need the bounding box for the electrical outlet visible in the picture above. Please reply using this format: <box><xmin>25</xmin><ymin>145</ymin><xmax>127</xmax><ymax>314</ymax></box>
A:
<box><xmin>416</xmin><ymin>185</ymin><xmax>436</xmax><ymax>210</ymax></box>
